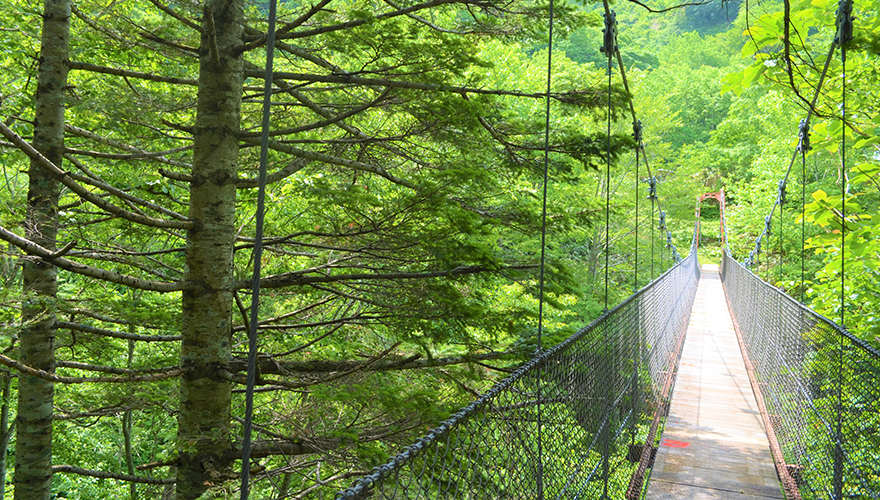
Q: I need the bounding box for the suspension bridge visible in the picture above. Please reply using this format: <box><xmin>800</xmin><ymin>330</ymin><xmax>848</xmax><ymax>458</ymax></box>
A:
<box><xmin>332</xmin><ymin>186</ymin><xmax>879</xmax><ymax>499</ymax></box>
<box><xmin>205</xmin><ymin>0</ymin><xmax>878</xmax><ymax>497</ymax></box>
<box><xmin>325</xmin><ymin>0</ymin><xmax>878</xmax><ymax>498</ymax></box>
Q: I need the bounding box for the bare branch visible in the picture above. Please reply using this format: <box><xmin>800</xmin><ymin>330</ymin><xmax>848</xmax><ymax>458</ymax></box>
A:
<box><xmin>0</xmin><ymin>225</ymin><xmax>188</xmax><ymax>292</ymax></box>
<box><xmin>0</xmin><ymin>122</ymin><xmax>193</xmax><ymax>229</ymax></box>
<box><xmin>54</xmin><ymin>406</ymin><xmax>132</xmax><ymax>421</ymax></box>
<box><xmin>229</xmin><ymin>350</ymin><xmax>518</xmax><ymax>375</ymax></box>
<box><xmin>63</xmin><ymin>155</ymin><xmax>190</xmax><ymax>222</ymax></box>
<box><xmin>158</xmin><ymin>168</ymin><xmax>194</xmax><ymax>182</ymax></box>
<box><xmin>239</xmin><ymin>136</ymin><xmax>418</xmax><ymax>190</ymax></box>
<box><xmin>275</xmin><ymin>0</ymin><xmax>462</xmax><ymax>40</ymax></box>
<box><xmin>220</xmin><ymin>342</ymin><xmax>402</xmax><ymax>389</ymax></box>
<box><xmin>147</xmin><ymin>0</ymin><xmax>201</xmax><ymax>32</ymax></box>
<box><xmin>383</xmin><ymin>0</ymin><xmax>472</xmax><ymax>34</ymax></box>
<box><xmin>246</xmin><ymin>70</ymin><xmax>550</xmax><ymax>99</ymax></box>
<box><xmin>66</xmin><ymin>124</ymin><xmax>192</xmax><ymax>170</ymax></box>
<box><xmin>65</xmin><ymin>145</ymin><xmax>192</xmax><ymax>162</ymax></box>
<box><xmin>239</xmin><ymin>88</ymin><xmax>393</xmax><ymax>139</ymax></box>
<box><xmin>53</xmin><ymin>465</ymin><xmax>175</xmax><ymax>485</ymax></box>
<box><xmin>235</xmin><ymin>157</ymin><xmax>309</xmax><ymax>189</ymax></box>
<box><xmin>241</xmin><ymin>264</ymin><xmax>536</xmax><ymax>290</ymax></box>
<box><xmin>56</xmin><ymin>360</ymin><xmax>180</xmax><ymax>375</ymax></box>
<box><xmin>275</xmin><ymin>0</ymin><xmax>335</xmax><ymax>36</ymax></box>
<box><xmin>271</xmin><ymin>82</ymin><xmax>431</xmax><ymax>169</ymax></box>
<box><xmin>69</xmin><ymin>61</ymin><xmax>197</xmax><ymax>86</ymax></box>
<box><xmin>624</xmin><ymin>0</ymin><xmax>711</xmax><ymax>13</ymax></box>
<box><xmin>0</xmin><ymin>353</ymin><xmax>184</xmax><ymax>383</ymax></box>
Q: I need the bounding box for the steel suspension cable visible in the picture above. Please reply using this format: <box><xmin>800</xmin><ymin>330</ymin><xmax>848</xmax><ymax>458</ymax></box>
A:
<box><xmin>536</xmin><ymin>1</ymin><xmax>555</xmax><ymax>496</ymax></box>
<box><xmin>601</xmin><ymin>1</ymin><xmax>667</xmax><ymax>221</ymax></box>
<box><xmin>604</xmin><ymin>52</ymin><xmax>612</xmax><ymax>311</ymax></box>
<box><xmin>778</xmin><ymin>180</ymin><xmax>784</xmax><ymax>282</ymax></box>
<box><xmin>599</xmin><ymin>10</ymin><xmax>619</xmax><ymax>496</ymax></box>
<box><xmin>744</xmin><ymin>43</ymin><xmax>836</xmax><ymax>269</ymax></box>
<box><xmin>743</xmin><ymin>51</ymin><xmax>838</xmax><ymax>269</ymax></box>
<box><xmin>240</xmin><ymin>0</ymin><xmax>278</xmax><ymax>498</ymax></box>
<box><xmin>633</xmin><ymin>121</ymin><xmax>642</xmax><ymax>292</ymax></box>
<box><xmin>833</xmin><ymin>6</ymin><xmax>853</xmax><ymax>489</ymax></box>
<box><xmin>798</xmin><ymin>118</ymin><xmax>810</xmax><ymax>303</ymax></box>
<box><xmin>600</xmin><ymin>0</ymin><xmax>684</xmax><ymax>280</ymax></box>
<box><xmin>649</xmin><ymin>178</ymin><xmax>655</xmax><ymax>279</ymax></box>
<box><xmin>838</xmin><ymin>0</ymin><xmax>850</xmax><ymax>329</ymax></box>
<box><xmin>834</xmin><ymin>37</ymin><xmax>847</xmax><ymax>497</ymax></box>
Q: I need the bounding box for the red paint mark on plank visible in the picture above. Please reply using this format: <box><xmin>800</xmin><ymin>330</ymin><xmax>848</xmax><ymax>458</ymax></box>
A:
<box><xmin>662</xmin><ymin>439</ymin><xmax>690</xmax><ymax>448</ymax></box>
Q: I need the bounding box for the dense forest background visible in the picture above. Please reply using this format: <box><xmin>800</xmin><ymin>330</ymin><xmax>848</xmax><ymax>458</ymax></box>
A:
<box><xmin>0</xmin><ymin>0</ymin><xmax>876</xmax><ymax>498</ymax></box>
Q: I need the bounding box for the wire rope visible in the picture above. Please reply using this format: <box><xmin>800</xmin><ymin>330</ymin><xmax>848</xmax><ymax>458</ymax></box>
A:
<box><xmin>240</xmin><ymin>0</ymin><xmax>278</xmax><ymax>497</ymax></box>
<box><xmin>604</xmin><ymin>59</ymin><xmax>612</xmax><ymax>311</ymax></box>
<box><xmin>743</xmin><ymin>41</ymin><xmax>838</xmax><ymax>269</ymax></box>
<box><xmin>778</xmin><ymin>180</ymin><xmax>784</xmax><ymax>282</ymax></box>
<box><xmin>600</xmin><ymin>6</ymin><xmax>618</xmax><ymax>312</ymax></box>
<box><xmin>633</xmin><ymin>121</ymin><xmax>641</xmax><ymax>292</ymax></box>
<box><xmin>650</xmin><ymin>179</ymin><xmax>655</xmax><ymax>280</ymax></box>
<box><xmin>798</xmin><ymin>118</ymin><xmax>810</xmax><ymax>304</ymax></box>
<box><xmin>834</xmin><ymin>34</ymin><xmax>848</xmax><ymax>498</ymax></box>
<box><xmin>838</xmin><ymin>20</ymin><xmax>852</xmax><ymax>327</ymax></box>
<box><xmin>598</xmin><ymin>0</ymin><xmax>677</xmax><ymax>279</ymax></box>
<box><xmin>536</xmin><ymin>0</ymin><xmax>555</xmax><ymax>496</ymax></box>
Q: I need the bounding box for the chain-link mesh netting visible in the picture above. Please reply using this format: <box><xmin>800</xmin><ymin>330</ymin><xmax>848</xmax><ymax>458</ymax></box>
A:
<box><xmin>721</xmin><ymin>250</ymin><xmax>880</xmax><ymax>500</ymax></box>
<box><xmin>336</xmin><ymin>250</ymin><xmax>700</xmax><ymax>499</ymax></box>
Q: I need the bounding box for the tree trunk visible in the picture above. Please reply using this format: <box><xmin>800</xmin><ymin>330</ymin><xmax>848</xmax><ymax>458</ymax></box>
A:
<box><xmin>15</xmin><ymin>0</ymin><xmax>70</xmax><ymax>498</ymax></box>
<box><xmin>0</xmin><ymin>373</ymin><xmax>14</xmax><ymax>499</ymax></box>
<box><xmin>124</xmin><ymin>337</ymin><xmax>138</xmax><ymax>500</ymax></box>
<box><xmin>176</xmin><ymin>1</ymin><xmax>243</xmax><ymax>498</ymax></box>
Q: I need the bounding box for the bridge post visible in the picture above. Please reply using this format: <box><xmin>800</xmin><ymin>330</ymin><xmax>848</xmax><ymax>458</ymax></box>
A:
<box><xmin>833</xmin><ymin>340</ymin><xmax>844</xmax><ymax>499</ymax></box>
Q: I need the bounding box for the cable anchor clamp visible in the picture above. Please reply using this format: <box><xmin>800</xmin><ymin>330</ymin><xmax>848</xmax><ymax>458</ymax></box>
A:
<box><xmin>600</xmin><ymin>11</ymin><xmax>619</xmax><ymax>58</ymax></box>
<box><xmin>834</xmin><ymin>0</ymin><xmax>854</xmax><ymax>48</ymax></box>
<box><xmin>797</xmin><ymin>118</ymin><xmax>812</xmax><ymax>152</ymax></box>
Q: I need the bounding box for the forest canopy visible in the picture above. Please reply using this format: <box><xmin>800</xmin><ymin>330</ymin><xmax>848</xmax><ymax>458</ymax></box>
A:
<box><xmin>0</xmin><ymin>0</ymin><xmax>876</xmax><ymax>498</ymax></box>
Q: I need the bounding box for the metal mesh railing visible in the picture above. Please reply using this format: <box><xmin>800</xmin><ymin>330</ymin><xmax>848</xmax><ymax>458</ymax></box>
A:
<box><xmin>337</xmin><ymin>249</ymin><xmax>700</xmax><ymax>499</ymax></box>
<box><xmin>721</xmin><ymin>250</ymin><xmax>880</xmax><ymax>500</ymax></box>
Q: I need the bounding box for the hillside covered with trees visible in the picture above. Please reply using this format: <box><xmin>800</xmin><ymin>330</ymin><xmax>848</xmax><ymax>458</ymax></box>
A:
<box><xmin>0</xmin><ymin>0</ymin><xmax>876</xmax><ymax>498</ymax></box>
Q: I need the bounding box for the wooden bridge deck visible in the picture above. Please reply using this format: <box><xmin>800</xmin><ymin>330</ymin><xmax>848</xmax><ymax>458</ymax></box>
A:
<box><xmin>645</xmin><ymin>264</ymin><xmax>785</xmax><ymax>499</ymax></box>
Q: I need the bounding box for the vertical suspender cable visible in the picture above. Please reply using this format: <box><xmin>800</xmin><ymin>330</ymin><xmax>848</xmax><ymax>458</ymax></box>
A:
<box><xmin>599</xmin><ymin>9</ymin><xmax>617</xmax><ymax>497</ymax></box>
<box><xmin>832</xmin><ymin>1</ymin><xmax>852</xmax><ymax>495</ymax></box>
<box><xmin>838</xmin><ymin>5</ymin><xmax>849</xmax><ymax>330</ymax></box>
<box><xmin>778</xmin><ymin>180</ymin><xmax>785</xmax><ymax>282</ymax></box>
<box><xmin>801</xmin><ymin>158</ymin><xmax>806</xmax><ymax>303</ymax></box>
<box><xmin>834</xmin><ymin>41</ymin><xmax>846</xmax><ymax>496</ymax></box>
<box><xmin>633</xmin><ymin>121</ymin><xmax>641</xmax><ymax>292</ymax></box>
<box><xmin>604</xmin><ymin>60</ymin><xmax>612</xmax><ymax>311</ymax></box>
<box><xmin>798</xmin><ymin>118</ymin><xmax>810</xmax><ymax>304</ymax></box>
<box><xmin>536</xmin><ymin>1</ymin><xmax>555</xmax><ymax>497</ymax></box>
<box><xmin>240</xmin><ymin>1</ymin><xmax>278</xmax><ymax>498</ymax></box>
<box><xmin>601</xmin><ymin>10</ymin><xmax>617</xmax><ymax>312</ymax></box>
<box><xmin>650</xmin><ymin>178</ymin><xmax>655</xmax><ymax>280</ymax></box>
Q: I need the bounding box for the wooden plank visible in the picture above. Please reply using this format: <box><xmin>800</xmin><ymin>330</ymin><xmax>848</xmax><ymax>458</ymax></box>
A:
<box><xmin>645</xmin><ymin>265</ymin><xmax>785</xmax><ymax>499</ymax></box>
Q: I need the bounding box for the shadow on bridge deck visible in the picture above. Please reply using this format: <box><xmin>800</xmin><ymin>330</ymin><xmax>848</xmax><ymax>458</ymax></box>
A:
<box><xmin>645</xmin><ymin>264</ymin><xmax>785</xmax><ymax>499</ymax></box>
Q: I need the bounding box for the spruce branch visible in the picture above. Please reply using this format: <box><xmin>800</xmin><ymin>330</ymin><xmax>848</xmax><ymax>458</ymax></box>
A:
<box><xmin>0</xmin><ymin>225</ymin><xmax>189</xmax><ymax>292</ymax></box>
<box><xmin>56</xmin><ymin>321</ymin><xmax>181</xmax><ymax>342</ymax></box>
<box><xmin>0</xmin><ymin>353</ymin><xmax>184</xmax><ymax>383</ymax></box>
<box><xmin>52</xmin><ymin>465</ymin><xmax>175</xmax><ymax>484</ymax></box>
<box><xmin>0</xmin><ymin>122</ymin><xmax>193</xmax><ymax>229</ymax></box>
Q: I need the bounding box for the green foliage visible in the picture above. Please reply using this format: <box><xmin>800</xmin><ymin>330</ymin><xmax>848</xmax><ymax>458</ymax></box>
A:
<box><xmin>15</xmin><ymin>0</ymin><xmax>880</xmax><ymax>496</ymax></box>
<box><xmin>721</xmin><ymin>0</ymin><xmax>880</xmax><ymax>346</ymax></box>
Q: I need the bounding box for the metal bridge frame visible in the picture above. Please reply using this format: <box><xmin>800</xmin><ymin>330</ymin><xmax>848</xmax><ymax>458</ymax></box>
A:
<box><xmin>695</xmin><ymin>189</ymin><xmax>727</xmax><ymax>249</ymax></box>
